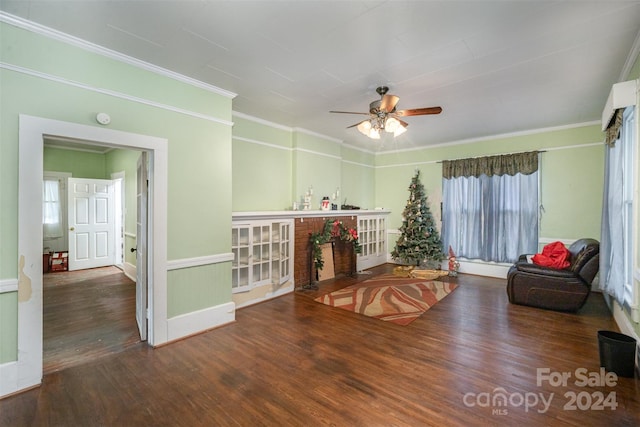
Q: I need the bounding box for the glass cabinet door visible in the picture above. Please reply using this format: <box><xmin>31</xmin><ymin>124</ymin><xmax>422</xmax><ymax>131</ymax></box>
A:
<box><xmin>271</xmin><ymin>221</ymin><xmax>291</xmax><ymax>285</ymax></box>
<box><xmin>231</xmin><ymin>225</ymin><xmax>250</xmax><ymax>292</ymax></box>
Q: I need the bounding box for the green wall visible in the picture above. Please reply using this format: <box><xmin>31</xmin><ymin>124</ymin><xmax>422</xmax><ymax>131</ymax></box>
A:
<box><xmin>375</xmin><ymin>124</ymin><xmax>605</xmax><ymax>244</ymax></box>
<box><xmin>0</xmin><ymin>21</ymin><xmax>233</xmax><ymax>363</ymax></box>
<box><xmin>44</xmin><ymin>146</ymin><xmax>107</xmax><ymax>179</ymax></box>
<box><xmin>231</xmin><ymin>119</ymin><xmax>375</xmax><ymax>211</ymax></box>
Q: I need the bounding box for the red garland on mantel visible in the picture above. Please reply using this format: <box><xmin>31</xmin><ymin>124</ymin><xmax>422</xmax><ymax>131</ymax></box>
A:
<box><xmin>309</xmin><ymin>219</ymin><xmax>361</xmax><ymax>271</ymax></box>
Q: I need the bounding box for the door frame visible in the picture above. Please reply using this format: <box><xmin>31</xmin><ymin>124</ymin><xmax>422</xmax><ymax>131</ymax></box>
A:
<box><xmin>16</xmin><ymin>114</ymin><xmax>168</xmax><ymax>394</ymax></box>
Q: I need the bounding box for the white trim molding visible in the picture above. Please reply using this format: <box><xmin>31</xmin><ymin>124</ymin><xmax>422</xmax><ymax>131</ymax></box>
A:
<box><xmin>0</xmin><ymin>361</ymin><xmax>18</xmax><ymax>397</ymax></box>
<box><xmin>166</xmin><ymin>302</ymin><xmax>235</xmax><ymax>342</ymax></box>
<box><xmin>167</xmin><ymin>253</ymin><xmax>234</xmax><ymax>271</ymax></box>
<box><xmin>0</xmin><ymin>12</ymin><xmax>236</xmax><ymax>99</ymax></box>
<box><xmin>1</xmin><ymin>62</ymin><xmax>233</xmax><ymax>127</ymax></box>
<box><xmin>0</xmin><ymin>278</ymin><xmax>18</xmax><ymax>294</ymax></box>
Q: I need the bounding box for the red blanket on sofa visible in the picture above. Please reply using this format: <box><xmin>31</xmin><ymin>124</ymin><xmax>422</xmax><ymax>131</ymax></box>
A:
<box><xmin>532</xmin><ymin>241</ymin><xmax>571</xmax><ymax>269</ymax></box>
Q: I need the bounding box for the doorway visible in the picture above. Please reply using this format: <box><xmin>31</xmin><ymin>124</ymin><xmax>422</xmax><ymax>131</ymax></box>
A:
<box><xmin>42</xmin><ymin>141</ymin><xmax>142</xmax><ymax>373</ymax></box>
<box><xmin>15</xmin><ymin>115</ymin><xmax>169</xmax><ymax>396</ymax></box>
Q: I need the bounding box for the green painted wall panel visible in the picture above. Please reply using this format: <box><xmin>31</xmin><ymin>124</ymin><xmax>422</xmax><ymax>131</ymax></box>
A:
<box><xmin>232</xmin><ymin>139</ymin><xmax>292</xmax><ymax>211</ymax></box>
<box><xmin>105</xmin><ymin>148</ymin><xmax>141</xmax><ymax>265</ymax></box>
<box><xmin>232</xmin><ymin>116</ymin><xmax>292</xmax><ymax>148</ymax></box>
<box><xmin>167</xmin><ymin>263</ymin><xmax>232</xmax><ymax>317</ymax></box>
<box><xmin>0</xmin><ymin>292</ymin><xmax>18</xmax><ymax>363</ymax></box>
<box><xmin>44</xmin><ymin>147</ymin><xmax>107</xmax><ymax>179</ymax></box>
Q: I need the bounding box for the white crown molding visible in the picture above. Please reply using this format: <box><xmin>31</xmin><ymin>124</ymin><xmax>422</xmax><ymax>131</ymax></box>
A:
<box><xmin>620</xmin><ymin>27</ymin><xmax>640</xmax><ymax>81</ymax></box>
<box><xmin>375</xmin><ymin>120</ymin><xmax>602</xmax><ymax>155</ymax></box>
<box><xmin>1</xmin><ymin>62</ymin><xmax>234</xmax><ymax>127</ymax></box>
<box><xmin>232</xmin><ymin>111</ymin><xmax>293</xmax><ymax>132</ymax></box>
<box><xmin>0</xmin><ymin>12</ymin><xmax>236</xmax><ymax>99</ymax></box>
<box><xmin>293</xmin><ymin>127</ymin><xmax>343</xmax><ymax>145</ymax></box>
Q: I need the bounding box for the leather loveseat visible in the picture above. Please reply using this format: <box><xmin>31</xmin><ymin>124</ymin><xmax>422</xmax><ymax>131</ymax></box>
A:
<box><xmin>506</xmin><ymin>238</ymin><xmax>600</xmax><ymax>312</ymax></box>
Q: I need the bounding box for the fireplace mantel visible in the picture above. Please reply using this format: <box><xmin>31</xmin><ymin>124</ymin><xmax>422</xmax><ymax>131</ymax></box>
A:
<box><xmin>232</xmin><ymin>209</ymin><xmax>389</xmax><ymax>222</ymax></box>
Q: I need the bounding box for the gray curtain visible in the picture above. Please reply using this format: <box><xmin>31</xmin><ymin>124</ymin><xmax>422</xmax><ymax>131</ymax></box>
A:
<box><xmin>600</xmin><ymin>109</ymin><xmax>626</xmax><ymax>304</ymax></box>
<box><xmin>441</xmin><ymin>152</ymin><xmax>539</xmax><ymax>263</ymax></box>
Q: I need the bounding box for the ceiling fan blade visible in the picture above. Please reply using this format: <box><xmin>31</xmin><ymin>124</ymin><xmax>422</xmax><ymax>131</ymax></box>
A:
<box><xmin>395</xmin><ymin>117</ymin><xmax>409</xmax><ymax>128</ymax></box>
<box><xmin>380</xmin><ymin>94</ymin><xmax>399</xmax><ymax>112</ymax></box>
<box><xmin>347</xmin><ymin>120</ymin><xmax>367</xmax><ymax>129</ymax></box>
<box><xmin>395</xmin><ymin>106</ymin><xmax>442</xmax><ymax>116</ymax></box>
<box><xmin>330</xmin><ymin>110</ymin><xmax>371</xmax><ymax>115</ymax></box>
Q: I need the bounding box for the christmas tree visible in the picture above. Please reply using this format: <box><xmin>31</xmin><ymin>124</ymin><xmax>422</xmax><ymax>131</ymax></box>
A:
<box><xmin>391</xmin><ymin>170</ymin><xmax>445</xmax><ymax>267</ymax></box>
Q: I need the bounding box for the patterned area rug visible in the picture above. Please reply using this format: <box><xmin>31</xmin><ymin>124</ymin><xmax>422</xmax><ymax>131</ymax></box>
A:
<box><xmin>314</xmin><ymin>274</ymin><xmax>457</xmax><ymax>325</ymax></box>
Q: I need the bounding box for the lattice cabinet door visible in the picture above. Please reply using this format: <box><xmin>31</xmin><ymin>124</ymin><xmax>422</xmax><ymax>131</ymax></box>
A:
<box><xmin>231</xmin><ymin>225</ymin><xmax>251</xmax><ymax>292</ymax></box>
<box><xmin>271</xmin><ymin>220</ymin><xmax>292</xmax><ymax>285</ymax></box>
<box><xmin>251</xmin><ymin>223</ymin><xmax>272</xmax><ymax>287</ymax></box>
<box><xmin>357</xmin><ymin>215</ymin><xmax>387</xmax><ymax>271</ymax></box>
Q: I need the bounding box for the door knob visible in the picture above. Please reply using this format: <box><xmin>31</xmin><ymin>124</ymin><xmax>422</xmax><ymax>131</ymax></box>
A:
<box><xmin>69</xmin><ymin>227</ymin><xmax>75</xmax><ymax>231</ymax></box>
<box><xmin>131</xmin><ymin>247</ymin><xmax>137</xmax><ymax>253</ymax></box>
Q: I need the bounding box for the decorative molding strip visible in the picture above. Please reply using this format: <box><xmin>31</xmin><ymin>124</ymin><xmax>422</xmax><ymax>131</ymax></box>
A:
<box><xmin>232</xmin><ymin>136</ymin><xmax>292</xmax><ymax>152</ymax></box>
<box><xmin>376</xmin><ymin>159</ymin><xmax>439</xmax><ymax>169</ymax></box>
<box><xmin>167</xmin><ymin>302</ymin><xmax>235</xmax><ymax>342</ymax></box>
<box><xmin>232</xmin><ymin>111</ymin><xmax>293</xmax><ymax>132</ymax></box>
<box><xmin>233</xmin><ymin>136</ymin><xmax>374</xmax><ymax>168</ymax></box>
<box><xmin>167</xmin><ymin>253</ymin><xmax>234</xmax><ymax>271</ymax></box>
<box><xmin>620</xmin><ymin>27</ymin><xmax>640</xmax><ymax>81</ymax></box>
<box><xmin>0</xmin><ymin>12</ymin><xmax>236</xmax><ymax>99</ymax></box>
<box><xmin>0</xmin><ymin>278</ymin><xmax>18</xmax><ymax>294</ymax></box>
<box><xmin>375</xmin><ymin>120</ymin><xmax>602</xmax><ymax>155</ymax></box>
<box><xmin>374</xmin><ymin>142</ymin><xmax>602</xmax><ymax>169</ymax></box>
<box><xmin>293</xmin><ymin>146</ymin><xmax>342</xmax><ymax>161</ymax></box>
<box><xmin>1</xmin><ymin>62</ymin><xmax>234</xmax><ymax>127</ymax></box>
<box><xmin>341</xmin><ymin>158</ymin><xmax>374</xmax><ymax>169</ymax></box>
<box><xmin>293</xmin><ymin>127</ymin><xmax>343</xmax><ymax>145</ymax></box>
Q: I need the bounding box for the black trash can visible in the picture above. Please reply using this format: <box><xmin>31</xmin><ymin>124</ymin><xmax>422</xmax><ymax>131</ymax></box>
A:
<box><xmin>597</xmin><ymin>330</ymin><xmax>637</xmax><ymax>378</ymax></box>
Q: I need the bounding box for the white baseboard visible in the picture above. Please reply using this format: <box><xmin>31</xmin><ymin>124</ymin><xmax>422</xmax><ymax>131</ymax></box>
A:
<box><xmin>235</xmin><ymin>283</ymin><xmax>294</xmax><ymax>309</ymax></box>
<box><xmin>386</xmin><ymin>257</ymin><xmax>510</xmax><ymax>279</ymax></box>
<box><xmin>122</xmin><ymin>262</ymin><xmax>136</xmax><ymax>282</ymax></box>
<box><xmin>0</xmin><ymin>361</ymin><xmax>18</xmax><ymax>398</ymax></box>
<box><xmin>166</xmin><ymin>302</ymin><xmax>235</xmax><ymax>342</ymax></box>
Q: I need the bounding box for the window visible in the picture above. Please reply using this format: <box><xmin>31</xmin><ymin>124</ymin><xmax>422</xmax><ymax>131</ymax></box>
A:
<box><xmin>602</xmin><ymin>106</ymin><xmax>636</xmax><ymax>308</ymax></box>
<box><xmin>441</xmin><ymin>152</ymin><xmax>539</xmax><ymax>263</ymax></box>
<box><xmin>43</xmin><ymin>178</ymin><xmax>63</xmax><ymax>239</ymax></box>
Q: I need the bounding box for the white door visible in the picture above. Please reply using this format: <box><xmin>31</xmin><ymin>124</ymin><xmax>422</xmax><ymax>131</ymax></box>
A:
<box><xmin>68</xmin><ymin>178</ymin><xmax>115</xmax><ymax>271</ymax></box>
<box><xmin>136</xmin><ymin>152</ymin><xmax>148</xmax><ymax>341</ymax></box>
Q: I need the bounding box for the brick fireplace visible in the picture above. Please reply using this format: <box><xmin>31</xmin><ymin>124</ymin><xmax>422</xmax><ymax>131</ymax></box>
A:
<box><xmin>293</xmin><ymin>215</ymin><xmax>358</xmax><ymax>287</ymax></box>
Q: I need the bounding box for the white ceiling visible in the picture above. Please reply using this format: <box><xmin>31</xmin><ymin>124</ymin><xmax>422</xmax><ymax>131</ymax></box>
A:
<box><xmin>3</xmin><ymin>1</ymin><xmax>640</xmax><ymax>152</ymax></box>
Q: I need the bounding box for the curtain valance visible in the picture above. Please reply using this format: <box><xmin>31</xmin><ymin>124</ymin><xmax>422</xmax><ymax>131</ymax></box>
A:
<box><xmin>442</xmin><ymin>151</ymin><xmax>539</xmax><ymax>179</ymax></box>
<box><xmin>604</xmin><ymin>108</ymin><xmax>623</xmax><ymax>147</ymax></box>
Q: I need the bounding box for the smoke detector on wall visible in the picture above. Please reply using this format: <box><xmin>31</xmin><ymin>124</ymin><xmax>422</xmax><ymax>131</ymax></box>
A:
<box><xmin>96</xmin><ymin>112</ymin><xmax>111</xmax><ymax>125</ymax></box>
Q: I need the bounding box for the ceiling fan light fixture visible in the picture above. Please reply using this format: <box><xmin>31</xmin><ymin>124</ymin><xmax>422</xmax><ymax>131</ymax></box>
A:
<box><xmin>393</xmin><ymin>124</ymin><xmax>407</xmax><ymax>137</ymax></box>
<box><xmin>368</xmin><ymin>127</ymin><xmax>381</xmax><ymax>139</ymax></box>
<box><xmin>357</xmin><ymin>120</ymin><xmax>372</xmax><ymax>134</ymax></box>
<box><xmin>384</xmin><ymin>117</ymin><xmax>401</xmax><ymax>133</ymax></box>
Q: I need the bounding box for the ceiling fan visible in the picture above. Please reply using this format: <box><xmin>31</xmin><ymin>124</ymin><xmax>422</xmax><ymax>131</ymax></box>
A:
<box><xmin>330</xmin><ymin>86</ymin><xmax>442</xmax><ymax>139</ymax></box>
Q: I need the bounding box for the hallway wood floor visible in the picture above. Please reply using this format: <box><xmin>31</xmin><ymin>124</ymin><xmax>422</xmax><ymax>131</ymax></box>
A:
<box><xmin>43</xmin><ymin>266</ymin><xmax>140</xmax><ymax>374</ymax></box>
<box><xmin>2</xmin><ymin>265</ymin><xmax>638</xmax><ymax>426</ymax></box>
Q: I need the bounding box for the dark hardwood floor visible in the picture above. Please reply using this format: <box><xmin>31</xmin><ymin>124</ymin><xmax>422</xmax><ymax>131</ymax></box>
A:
<box><xmin>43</xmin><ymin>266</ymin><xmax>140</xmax><ymax>374</ymax></box>
<box><xmin>2</xmin><ymin>264</ymin><xmax>638</xmax><ymax>426</ymax></box>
